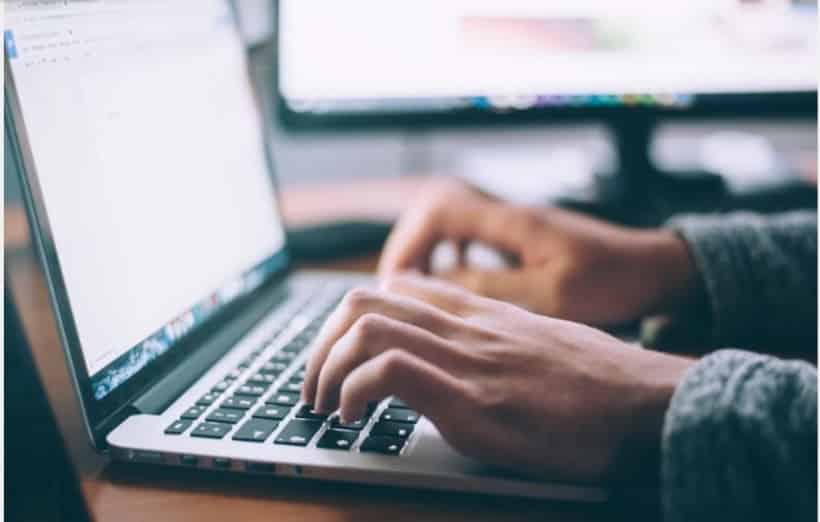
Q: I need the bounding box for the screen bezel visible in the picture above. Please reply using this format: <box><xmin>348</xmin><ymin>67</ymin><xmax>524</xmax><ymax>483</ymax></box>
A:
<box><xmin>3</xmin><ymin>11</ymin><xmax>292</xmax><ymax>446</ymax></box>
<box><xmin>274</xmin><ymin>2</ymin><xmax>817</xmax><ymax>131</ymax></box>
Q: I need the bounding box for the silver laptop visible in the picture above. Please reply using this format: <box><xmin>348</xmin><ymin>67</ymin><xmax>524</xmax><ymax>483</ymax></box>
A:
<box><xmin>5</xmin><ymin>0</ymin><xmax>604</xmax><ymax>502</ymax></box>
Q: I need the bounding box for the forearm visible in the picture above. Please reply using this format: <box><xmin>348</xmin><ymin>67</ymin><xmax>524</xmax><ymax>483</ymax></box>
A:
<box><xmin>661</xmin><ymin>349</ymin><xmax>817</xmax><ymax>522</ymax></box>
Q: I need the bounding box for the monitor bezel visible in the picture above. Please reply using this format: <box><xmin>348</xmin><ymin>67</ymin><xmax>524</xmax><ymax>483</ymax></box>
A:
<box><xmin>277</xmin><ymin>91</ymin><xmax>818</xmax><ymax>131</ymax></box>
<box><xmin>3</xmin><ymin>10</ymin><xmax>292</xmax><ymax>448</ymax></box>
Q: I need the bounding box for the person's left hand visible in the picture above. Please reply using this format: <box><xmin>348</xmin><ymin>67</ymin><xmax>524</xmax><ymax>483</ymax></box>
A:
<box><xmin>302</xmin><ymin>274</ymin><xmax>693</xmax><ymax>483</ymax></box>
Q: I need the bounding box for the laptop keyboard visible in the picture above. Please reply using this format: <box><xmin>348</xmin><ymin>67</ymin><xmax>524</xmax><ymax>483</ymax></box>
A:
<box><xmin>164</xmin><ymin>286</ymin><xmax>420</xmax><ymax>456</ymax></box>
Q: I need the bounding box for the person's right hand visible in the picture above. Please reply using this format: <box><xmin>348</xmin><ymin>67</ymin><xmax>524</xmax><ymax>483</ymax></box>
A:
<box><xmin>302</xmin><ymin>275</ymin><xmax>693</xmax><ymax>483</ymax></box>
<box><xmin>379</xmin><ymin>178</ymin><xmax>699</xmax><ymax>327</ymax></box>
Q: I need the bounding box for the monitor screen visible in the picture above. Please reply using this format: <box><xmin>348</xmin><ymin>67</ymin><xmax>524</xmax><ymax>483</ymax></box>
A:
<box><xmin>6</xmin><ymin>0</ymin><xmax>287</xmax><ymax>400</ymax></box>
<box><xmin>279</xmin><ymin>0</ymin><xmax>818</xmax><ymax>116</ymax></box>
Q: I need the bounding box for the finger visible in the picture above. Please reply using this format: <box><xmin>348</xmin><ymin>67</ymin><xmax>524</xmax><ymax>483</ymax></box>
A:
<box><xmin>378</xmin><ymin>198</ymin><xmax>444</xmax><ymax>276</ymax></box>
<box><xmin>302</xmin><ymin>288</ymin><xmax>459</xmax><ymax>404</ymax></box>
<box><xmin>338</xmin><ymin>348</ymin><xmax>465</xmax><ymax>425</ymax></box>
<box><xmin>380</xmin><ymin>272</ymin><xmax>480</xmax><ymax>316</ymax></box>
<box><xmin>378</xmin><ymin>193</ymin><xmax>529</xmax><ymax>276</ymax></box>
<box><xmin>314</xmin><ymin>314</ymin><xmax>467</xmax><ymax>413</ymax></box>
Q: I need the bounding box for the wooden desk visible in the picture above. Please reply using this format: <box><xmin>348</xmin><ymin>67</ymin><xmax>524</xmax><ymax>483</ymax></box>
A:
<box><xmin>6</xmin><ymin>177</ymin><xmax>609</xmax><ymax>522</ymax></box>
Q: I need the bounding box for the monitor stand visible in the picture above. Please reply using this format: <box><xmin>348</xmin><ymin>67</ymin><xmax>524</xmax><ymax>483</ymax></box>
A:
<box><xmin>559</xmin><ymin>115</ymin><xmax>816</xmax><ymax>227</ymax></box>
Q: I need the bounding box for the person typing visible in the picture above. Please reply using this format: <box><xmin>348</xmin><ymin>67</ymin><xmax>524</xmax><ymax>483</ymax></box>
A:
<box><xmin>303</xmin><ymin>179</ymin><xmax>817</xmax><ymax>521</ymax></box>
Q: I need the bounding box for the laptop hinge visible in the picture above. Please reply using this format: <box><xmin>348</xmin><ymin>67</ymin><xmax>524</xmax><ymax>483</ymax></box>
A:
<box><xmin>131</xmin><ymin>280</ymin><xmax>290</xmax><ymax>415</ymax></box>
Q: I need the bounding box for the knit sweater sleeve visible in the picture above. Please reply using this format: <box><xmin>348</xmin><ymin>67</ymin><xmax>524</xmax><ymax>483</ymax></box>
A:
<box><xmin>662</xmin><ymin>349</ymin><xmax>817</xmax><ymax>522</ymax></box>
<box><xmin>669</xmin><ymin>211</ymin><xmax>817</xmax><ymax>350</ymax></box>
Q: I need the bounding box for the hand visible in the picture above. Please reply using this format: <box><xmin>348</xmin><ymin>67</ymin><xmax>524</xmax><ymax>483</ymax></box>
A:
<box><xmin>379</xmin><ymin>178</ymin><xmax>698</xmax><ymax>326</ymax></box>
<box><xmin>302</xmin><ymin>275</ymin><xmax>693</xmax><ymax>483</ymax></box>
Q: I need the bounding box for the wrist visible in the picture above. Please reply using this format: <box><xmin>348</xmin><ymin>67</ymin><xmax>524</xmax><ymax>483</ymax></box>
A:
<box><xmin>612</xmin><ymin>351</ymin><xmax>695</xmax><ymax>484</ymax></box>
<box><xmin>635</xmin><ymin>229</ymin><xmax>700</xmax><ymax>316</ymax></box>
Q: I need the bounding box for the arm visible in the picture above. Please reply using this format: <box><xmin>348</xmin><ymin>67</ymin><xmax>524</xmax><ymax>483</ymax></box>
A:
<box><xmin>301</xmin><ymin>275</ymin><xmax>817</xmax><ymax>522</ymax></box>
<box><xmin>663</xmin><ymin>349</ymin><xmax>817</xmax><ymax>522</ymax></box>
<box><xmin>668</xmin><ymin>211</ymin><xmax>817</xmax><ymax>351</ymax></box>
<box><xmin>379</xmin><ymin>178</ymin><xmax>816</xmax><ymax>353</ymax></box>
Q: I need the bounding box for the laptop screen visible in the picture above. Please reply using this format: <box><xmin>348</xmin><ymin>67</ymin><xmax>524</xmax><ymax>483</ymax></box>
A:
<box><xmin>5</xmin><ymin>0</ymin><xmax>287</xmax><ymax>400</ymax></box>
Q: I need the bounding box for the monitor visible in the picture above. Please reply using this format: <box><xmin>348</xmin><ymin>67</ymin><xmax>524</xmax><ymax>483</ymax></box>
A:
<box><xmin>5</xmin><ymin>0</ymin><xmax>287</xmax><ymax>405</ymax></box>
<box><xmin>277</xmin><ymin>0</ymin><xmax>817</xmax><ymax>126</ymax></box>
<box><xmin>277</xmin><ymin>0</ymin><xmax>817</xmax><ymax>225</ymax></box>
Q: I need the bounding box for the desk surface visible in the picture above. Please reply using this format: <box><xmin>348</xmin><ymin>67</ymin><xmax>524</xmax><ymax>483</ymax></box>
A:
<box><xmin>6</xmin><ymin>177</ymin><xmax>611</xmax><ymax>522</ymax></box>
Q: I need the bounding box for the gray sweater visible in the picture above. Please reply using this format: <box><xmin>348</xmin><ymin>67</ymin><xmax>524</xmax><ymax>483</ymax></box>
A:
<box><xmin>662</xmin><ymin>211</ymin><xmax>817</xmax><ymax>522</ymax></box>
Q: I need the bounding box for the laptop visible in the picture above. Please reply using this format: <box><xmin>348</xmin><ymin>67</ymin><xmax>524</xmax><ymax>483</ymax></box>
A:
<box><xmin>6</xmin><ymin>282</ymin><xmax>93</xmax><ymax>522</ymax></box>
<box><xmin>4</xmin><ymin>0</ymin><xmax>604</xmax><ymax>502</ymax></box>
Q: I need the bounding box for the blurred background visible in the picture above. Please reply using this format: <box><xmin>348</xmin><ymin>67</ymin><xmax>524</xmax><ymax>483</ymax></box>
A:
<box><xmin>6</xmin><ymin>0</ymin><xmax>816</xmax><ymax>211</ymax></box>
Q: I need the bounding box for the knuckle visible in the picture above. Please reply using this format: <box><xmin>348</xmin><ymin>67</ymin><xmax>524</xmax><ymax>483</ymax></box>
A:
<box><xmin>510</xmin><ymin>205</ymin><xmax>542</xmax><ymax>233</ymax></box>
<box><xmin>467</xmin><ymin>380</ymin><xmax>507</xmax><ymax>415</ymax></box>
<box><xmin>352</xmin><ymin>313</ymin><xmax>387</xmax><ymax>341</ymax></box>
<box><xmin>342</xmin><ymin>287</ymin><xmax>377</xmax><ymax>313</ymax></box>
<box><xmin>376</xmin><ymin>349</ymin><xmax>408</xmax><ymax>382</ymax></box>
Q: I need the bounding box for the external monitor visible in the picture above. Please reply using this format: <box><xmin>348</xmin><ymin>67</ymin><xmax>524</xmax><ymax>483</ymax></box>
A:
<box><xmin>276</xmin><ymin>0</ymin><xmax>817</xmax><ymax>222</ymax></box>
<box><xmin>278</xmin><ymin>0</ymin><xmax>817</xmax><ymax>126</ymax></box>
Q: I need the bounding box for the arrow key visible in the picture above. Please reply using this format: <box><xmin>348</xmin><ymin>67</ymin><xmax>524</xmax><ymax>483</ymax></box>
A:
<box><xmin>232</xmin><ymin>418</ymin><xmax>279</xmax><ymax>443</ymax></box>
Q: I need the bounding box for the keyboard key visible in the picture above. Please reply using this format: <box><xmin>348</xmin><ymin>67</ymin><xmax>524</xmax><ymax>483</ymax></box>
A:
<box><xmin>232</xmin><ymin>418</ymin><xmax>279</xmax><ymax>442</ymax></box>
<box><xmin>164</xmin><ymin>419</ymin><xmax>192</xmax><ymax>435</ymax></box>
<box><xmin>317</xmin><ymin>429</ymin><xmax>358</xmax><ymax>451</ymax></box>
<box><xmin>252</xmin><ymin>405</ymin><xmax>290</xmax><ymax>421</ymax></box>
<box><xmin>247</xmin><ymin>373</ymin><xmax>277</xmax><ymax>385</ymax></box>
<box><xmin>275</xmin><ymin>419</ymin><xmax>323</xmax><ymax>446</ymax></box>
<box><xmin>380</xmin><ymin>408</ymin><xmax>419</xmax><ymax>424</ymax></box>
<box><xmin>271</xmin><ymin>351</ymin><xmax>297</xmax><ymax>364</ymax></box>
<box><xmin>360</xmin><ymin>436</ymin><xmax>405</xmax><ymax>455</ymax></box>
<box><xmin>282</xmin><ymin>338</ymin><xmax>308</xmax><ymax>354</ymax></box>
<box><xmin>266</xmin><ymin>391</ymin><xmax>299</xmax><ymax>406</ymax></box>
<box><xmin>294</xmin><ymin>404</ymin><xmax>328</xmax><ymax>421</ymax></box>
<box><xmin>371</xmin><ymin>420</ymin><xmax>413</xmax><ymax>439</ymax></box>
<box><xmin>206</xmin><ymin>409</ymin><xmax>244</xmax><ymax>424</ymax></box>
<box><xmin>330</xmin><ymin>416</ymin><xmax>368</xmax><ymax>431</ymax></box>
<box><xmin>211</xmin><ymin>380</ymin><xmax>232</xmax><ymax>393</ymax></box>
<box><xmin>191</xmin><ymin>422</ymin><xmax>231</xmax><ymax>439</ymax></box>
<box><xmin>259</xmin><ymin>361</ymin><xmax>288</xmax><ymax>375</ymax></box>
<box><xmin>235</xmin><ymin>384</ymin><xmax>267</xmax><ymax>397</ymax></box>
<box><xmin>280</xmin><ymin>381</ymin><xmax>302</xmax><ymax>393</ymax></box>
<box><xmin>388</xmin><ymin>397</ymin><xmax>411</xmax><ymax>409</ymax></box>
<box><xmin>221</xmin><ymin>396</ymin><xmax>256</xmax><ymax>410</ymax></box>
<box><xmin>181</xmin><ymin>405</ymin><xmax>207</xmax><ymax>420</ymax></box>
<box><xmin>196</xmin><ymin>393</ymin><xmax>219</xmax><ymax>406</ymax></box>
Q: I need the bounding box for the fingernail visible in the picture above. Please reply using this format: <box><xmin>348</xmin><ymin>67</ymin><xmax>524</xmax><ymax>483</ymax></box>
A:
<box><xmin>340</xmin><ymin>409</ymin><xmax>360</xmax><ymax>425</ymax></box>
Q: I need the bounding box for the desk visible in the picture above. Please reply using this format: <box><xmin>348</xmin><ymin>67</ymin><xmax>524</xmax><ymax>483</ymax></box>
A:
<box><xmin>6</xmin><ymin>177</ymin><xmax>611</xmax><ymax>522</ymax></box>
